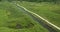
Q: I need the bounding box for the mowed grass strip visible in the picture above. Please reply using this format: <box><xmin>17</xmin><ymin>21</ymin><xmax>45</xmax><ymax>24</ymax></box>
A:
<box><xmin>17</xmin><ymin>1</ymin><xmax>60</xmax><ymax>27</ymax></box>
<box><xmin>0</xmin><ymin>2</ymin><xmax>48</xmax><ymax>32</ymax></box>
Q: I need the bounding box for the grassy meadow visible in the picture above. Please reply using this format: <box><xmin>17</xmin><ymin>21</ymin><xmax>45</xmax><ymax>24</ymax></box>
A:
<box><xmin>17</xmin><ymin>1</ymin><xmax>60</xmax><ymax>27</ymax></box>
<box><xmin>0</xmin><ymin>2</ymin><xmax>49</xmax><ymax>32</ymax></box>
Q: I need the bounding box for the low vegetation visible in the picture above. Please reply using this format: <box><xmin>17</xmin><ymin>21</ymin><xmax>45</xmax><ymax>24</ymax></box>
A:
<box><xmin>0</xmin><ymin>2</ymin><xmax>48</xmax><ymax>32</ymax></box>
<box><xmin>17</xmin><ymin>1</ymin><xmax>60</xmax><ymax>28</ymax></box>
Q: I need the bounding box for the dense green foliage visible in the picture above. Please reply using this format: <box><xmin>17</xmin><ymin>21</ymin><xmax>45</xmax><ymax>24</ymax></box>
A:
<box><xmin>0</xmin><ymin>0</ymin><xmax>60</xmax><ymax>2</ymax></box>
<box><xmin>19</xmin><ymin>0</ymin><xmax>60</xmax><ymax>2</ymax></box>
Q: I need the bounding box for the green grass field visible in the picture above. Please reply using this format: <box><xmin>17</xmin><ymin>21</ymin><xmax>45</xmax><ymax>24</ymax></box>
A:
<box><xmin>17</xmin><ymin>1</ymin><xmax>60</xmax><ymax>27</ymax></box>
<box><xmin>0</xmin><ymin>2</ymin><xmax>49</xmax><ymax>32</ymax></box>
